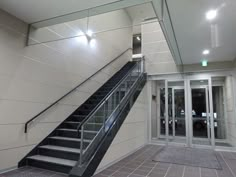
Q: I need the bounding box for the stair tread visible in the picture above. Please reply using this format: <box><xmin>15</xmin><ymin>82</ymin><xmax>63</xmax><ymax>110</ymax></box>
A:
<box><xmin>48</xmin><ymin>136</ymin><xmax>91</xmax><ymax>142</ymax></box>
<box><xmin>39</xmin><ymin>145</ymin><xmax>80</xmax><ymax>153</ymax></box>
<box><xmin>57</xmin><ymin>128</ymin><xmax>77</xmax><ymax>132</ymax></box>
<box><xmin>64</xmin><ymin>121</ymin><xmax>80</xmax><ymax>124</ymax></box>
<box><xmin>73</xmin><ymin>115</ymin><xmax>104</xmax><ymax>117</ymax></box>
<box><xmin>79</xmin><ymin>130</ymin><xmax>98</xmax><ymax>133</ymax></box>
<box><xmin>65</xmin><ymin>121</ymin><xmax>102</xmax><ymax>125</ymax></box>
<box><xmin>27</xmin><ymin>155</ymin><xmax>76</xmax><ymax>167</ymax></box>
<box><xmin>57</xmin><ymin>128</ymin><xmax>98</xmax><ymax>134</ymax></box>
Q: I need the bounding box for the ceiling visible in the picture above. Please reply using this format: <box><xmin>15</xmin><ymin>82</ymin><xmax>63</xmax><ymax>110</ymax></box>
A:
<box><xmin>126</xmin><ymin>2</ymin><xmax>156</xmax><ymax>34</ymax></box>
<box><xmin>0</xmin><ymin>0</ymin><xmax>121</xmax><ymax>23</ymax></box>
<box><xmin>126</xmin><ymin>3</ymin><xmax>156</xmax><ymax>25</ymax></box>
<box><xmin>2</xmin><ymin>0</ymin><xmax>234</xmax><ymax>65</ymax></box>
<box><xmin>167</xmin><ymin>0</ymin><xmax>236</xmax><ymax>64</ymax></box>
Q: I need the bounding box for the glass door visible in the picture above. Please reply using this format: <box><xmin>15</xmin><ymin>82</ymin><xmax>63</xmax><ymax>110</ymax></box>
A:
<box><xmin>174</xmin><ymin>88</ymin><xmax>186</xmax><ymax>137</ymax></box>
<box><xmin>168</xmin><ymin>81</ymin><xmax>186</xmax><ymax>144</ymax></box>
<box><xmin>190</xmin><ymin>80</ymin><xmax>212</xmax><ymax>146</ymax></box>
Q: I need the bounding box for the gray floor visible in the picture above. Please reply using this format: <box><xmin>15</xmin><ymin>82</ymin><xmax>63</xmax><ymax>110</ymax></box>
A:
<box><xmin>94</xmin><ymin>145</ymin><xmax>236</xmax><ymax>177</ymax></box>
<box><xmin>0</xmin><ymin>167</ymin><xmax>67</xmax><ymax>177</ymax></box>
<box><xmin>1</xmin><ymin>145</ymin><xmax>236</xmax><ymax>177</ymax></box>
<box><xmin>152</xmin><ymin>146</ymin><xmax>221</xmax><ymax>169</ymax></box>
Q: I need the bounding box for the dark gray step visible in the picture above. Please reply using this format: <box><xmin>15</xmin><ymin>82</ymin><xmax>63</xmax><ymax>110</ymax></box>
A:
<box><xmin>38</xmin><ymin>145</ymin><xmax>80</xmax><ymax>161</ymax></box>
<box><xmin>61</xmin><ymin>121</ymin><xmax>80</xmax><ymax>129</ymax></box>
<box><xmin>75</xmin><ymin>109</ymin><xmax>106</xmax><ymax>116</ymax></box>
<box><xmin>73</xmin><ymin>110</ymin><xmax>104</xmax><ymax>117</ymax></box>
<box><xmin>56</xmin><ymin>128</ymin><xmax>98</xmax><ymax>139</ymax></box>
<box><xmin>39</xmin><ymin>145</ymin><xmax>80</xmax><ymax>153</ymax></box>
<box><xmin>48</xmin><ymin>136</ymin><xmax>90</xmax><ymax>149</ymax></box>
<box><xmin>81</xmin><ymin>104</ymin><xmax>97</xmax><ymax>110</ymax></box>
<box><xmin>69</xmin><ymin>115</ymin><xmax>86</xmax><ymax>122</ymax></box>
<box><xmin>63</xmin><ymin>121</ymin><xmax>102</xmax><ymax>130</ymax></box>
<box><xmin>27</xmin><ymin>155</ymin><xmax>76</xmax><ymax>173</ymax></box>
<box><xmin>71</xmin><ymin>115</ymin><xmax>104</xmax><ymax>123</ymax></box>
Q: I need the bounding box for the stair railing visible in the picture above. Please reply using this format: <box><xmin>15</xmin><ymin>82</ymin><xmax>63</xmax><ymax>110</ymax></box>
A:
<box><xmin>24</xmin><ymin>48</ymin><xmax>132</xmax><ymax>133</ymax></box>
<box><xmin>76</xmin><ymin>61</ymin><xmax>138</xmax><ymax>134</ymax></box>
<box><xmin>78</xmin><ymin>58</ymin><xmax>144</xmax><ymax>165</ymax></box>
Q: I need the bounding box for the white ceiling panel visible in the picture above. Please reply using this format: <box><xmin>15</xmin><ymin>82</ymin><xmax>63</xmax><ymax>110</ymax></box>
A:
<box><xmin>167</xmin><ymin>0</ymin><xmax>236</xmax><ymax>64</ymax></box>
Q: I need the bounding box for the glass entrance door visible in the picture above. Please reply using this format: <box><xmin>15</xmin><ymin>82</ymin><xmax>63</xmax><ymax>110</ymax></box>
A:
<box><xmin>174</xmin><ymin>89</ymin><xmax>186</xmax><ymax>137</ymax></box>
<box><xmin>168</xmin><ymin>81</ymin><xmax>186</xmax><ymax>144</ymax></box>
<box><xmin>155</xmin><ymin>77</ymin><xmax>226</xmax><ymax>148</ymax></box>
<box><xmin>190</xmin><ymin>80</ymin><xmax>212</xmax><ymax>146</ymax></box>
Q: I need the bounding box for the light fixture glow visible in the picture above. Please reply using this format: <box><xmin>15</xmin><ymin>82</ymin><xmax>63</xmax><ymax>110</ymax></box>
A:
<box><xmin>206</xmin><ymin>10</ymin><xmax>217</xmax><ymax>20</ymax></box>
<box><xmin>137</xmin><ymin>36</ymin><xmax>141</xmax><ymax>41</ymax></box>
<box><xmin>202</xmin><ymin>49</ymin><xmax>210</xmax><ymax>55</ymax></box>
<box><xmin>201</xmin><ymin>60</ymin><xmax>208</xmax><ymax>67</ymax></box>
<box><xmin>86</xmin><ymin>30</ymin><xmax>93</xmax><ymax>37</ymax></box>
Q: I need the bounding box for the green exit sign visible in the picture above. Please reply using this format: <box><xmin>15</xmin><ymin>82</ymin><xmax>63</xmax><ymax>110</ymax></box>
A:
<box><xmin>202</xmin><ymin>60</ymin><xmax>208</xmax><ymax>67</ymax></box>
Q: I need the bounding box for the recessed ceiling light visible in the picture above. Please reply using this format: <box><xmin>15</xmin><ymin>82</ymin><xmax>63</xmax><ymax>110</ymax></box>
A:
<box><xmin>206</xmin><ymin>10</ymin><xmax>217</xmax><ymax>20</ymax></box>
<box><xmin>202</xmin><ymin>49</ymin><xmax>210</xmax><ymax>55</ymax></box>
<box><xmin>137</xmin><ymin>36</ymin><xmax>141</xmax><ymax>41</ymax></box>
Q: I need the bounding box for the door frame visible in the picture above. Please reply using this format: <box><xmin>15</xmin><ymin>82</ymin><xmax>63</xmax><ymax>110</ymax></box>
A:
<box><xmin>190</xmin><ymin>85</ymin><xmax>210</xmax><ymax>145</ymax></box>
<box><xmin>150</xmin><ymin>70</ymin><xmax>235</xmax><ymax>150</ymax></box>
<box><xmin>187</xmin><ymin>77</ymin><xmax>215</xmax><ymax>148</ymax></box>
<box><xmin>164</xmin><ymin>79</ymin><xmax>187</xmax><ymax>146</ymax></box>
<box><xmin>160</xmin><ymin>77</ymin><xmax>215</xmax><ymax>148</ymax></box>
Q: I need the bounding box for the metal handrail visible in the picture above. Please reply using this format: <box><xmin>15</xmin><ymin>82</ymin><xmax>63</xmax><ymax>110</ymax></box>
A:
<box><xmin>24</xmin><ymin>48</ymin><xmax>132</xmax><ymax>133</ymax></box>
<box><xmin>79</xmin><ymin>60</ymin><xmax>143</xmax><ymax>164</ymax></box>
<box><xmin>78</xmin><ymin>62</ymin><xmax>139</xmax><ymax>130</ymax></box>
<box><xmin>76</xmin><ymin>62</ymin><xmax>138</xmax><ymax>133</ymax></box>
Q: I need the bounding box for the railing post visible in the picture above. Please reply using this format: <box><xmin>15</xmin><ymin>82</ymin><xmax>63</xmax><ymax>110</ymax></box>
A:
<box><xmin>25</xmin><ymin>124</ymin><xmax>28</xmax><ymax>133</ymax></box>
<box><xmin>79</xmin><ymin>126</ymin><xmax>84</xmax><ymax>166</ymax></box>
<box><xmin>142</xmin><ymin>56</ymin><xmax>145</xmax><ymax>73</ymax></box>
<box><xmin>103</xmin><ymin>104</ymin><xmax>106</xmax><ymax>132</ymax></box>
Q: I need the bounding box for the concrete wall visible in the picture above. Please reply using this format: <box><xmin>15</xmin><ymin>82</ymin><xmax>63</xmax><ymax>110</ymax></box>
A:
<box><xmin>97</xmin><ymin>84</ymin><xmax>148</xmax><ymax>171</ymax></box>
<box><xmin>0</xmin><ymin>9</ymin><xmax>132</xmax><ymax>171</ymax></box>
<box><xmin>142</xmin><ymin>21</ymin><xmax>179</xmax><ymax>75</ymax></box>
<box><xmin>225</xmin><ymin>76</ymin><xmax>236</xmax><ymax>146</ymax></box>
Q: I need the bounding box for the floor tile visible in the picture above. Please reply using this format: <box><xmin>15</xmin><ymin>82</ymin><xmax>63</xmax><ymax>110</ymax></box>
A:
<box><xmin>1</xmin><ymin>145</ymin><xmax>235</xmax><ymax>177</ymax></box>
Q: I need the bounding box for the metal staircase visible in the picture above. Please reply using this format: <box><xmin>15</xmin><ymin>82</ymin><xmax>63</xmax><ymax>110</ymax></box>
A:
<box><xmin>19</xmin><ymin>58</ymin><xmax>146</xmax><ymax>177</ymax></box>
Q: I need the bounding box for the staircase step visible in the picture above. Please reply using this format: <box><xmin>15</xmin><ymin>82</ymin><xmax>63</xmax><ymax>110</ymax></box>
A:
<box><xmin>65</xmin><ymin>121</ymin><xmax>80</xmax><ymax>124</ymax></box>
<box><xmin>56</xmin><ymin>129</ymin><xmax>98</xmax><ymax>140</ymax></box>
<box><xmin>27</xmin><ymin>155</ymin><xmax>76</xmax><ymax>167</ymax></box>
<box><xmin>62</xmin><ymin>121</ymin><xmax>103</xmax><ymax>130</ymax></box>
<box><xmin>48</xmin><ymin>136</ymin><xmax>90</xmax><ymax>149</ymax></box>
<box><xmin>71</xmin><ymin>115</ymin><xmax>104</xmax><ymax>123</ymax></box>
<box><xmin>48</xmin><ymin>136</ymin><xmax>91</xmax><ymax>143</ymax></box>
<box><xmin>57</xmin><ymin>128</ymin><xmax>98</xmax><ymax>134</ymax></box>
<box><xmin>39</xmin><ymin>145</ymin><xmax>80</xmax><ymax>153</ymax></box>
<box><xmin>57</xmin><ymin>128</ymin><xmax>77</xmax><ymax>132</ymax></box>
<box><xmin>65</xmin><ymin>121</ymin><xmax>102</xmax><ymax>125</ymax></box>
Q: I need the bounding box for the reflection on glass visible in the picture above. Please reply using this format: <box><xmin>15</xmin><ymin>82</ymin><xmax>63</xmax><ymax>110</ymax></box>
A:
<box><xmin>174</xmin><ymin>89</ymin><xmax>185</xmax><ymax>136</ymax></box>
<box><xmin>191</xmin><ymin>88</ymin><xmax>208</xmax><ymax>138</ymax></box>
<box><xmin>213</xmin><ymin>86</ymin><xmax>226</xmax><ymax>139</ymax></box>
<box><xmin>160</xmin><ymin>88</ymin><xmax>165</xmax><ymax>135</ymax></box>
<box><xmin>160</xmin><ymin>87</ymin><xmax>186</xmax><ymax>137</ymax></box>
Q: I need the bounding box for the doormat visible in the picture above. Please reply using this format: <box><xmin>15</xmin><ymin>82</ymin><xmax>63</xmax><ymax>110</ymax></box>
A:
<box><xmin>153</xmin><ymin>146</ymin><xmax>222</xmax><ymax>169</ymax></box>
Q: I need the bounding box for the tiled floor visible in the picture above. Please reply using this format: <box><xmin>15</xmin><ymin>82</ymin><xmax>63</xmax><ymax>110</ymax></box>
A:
<box><xmin>94</xmin><ymin>145</ymin><xmax>236</xmax><ymax>177</ymax></box>
<box><xmin>0</xmin><ymin>167</ymin><xmax>67</xmax><ymax>177</ymax></box>
<box><xmin>1</xmin><ymin>145</ymin><xmax>236</xmax><ymax>177</ymax></box>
